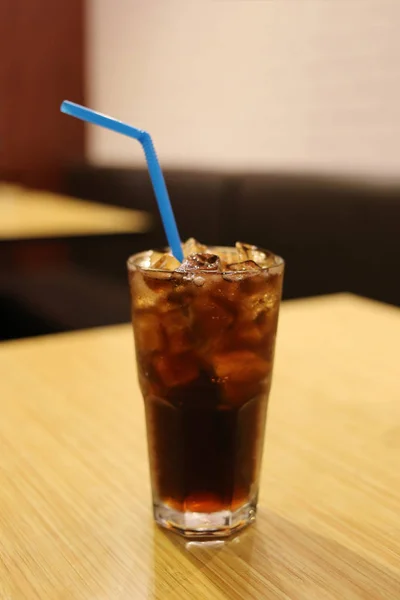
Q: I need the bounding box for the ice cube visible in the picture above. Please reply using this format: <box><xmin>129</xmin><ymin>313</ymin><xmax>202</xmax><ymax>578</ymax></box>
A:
<box><xmin>209</xmin><ymin>280</ymin><xmax>241</xmax><ymax>315</ymax></box>
<box><xmin>149</xmin><ymin>250</ymin><xmax>165</xmax><ymax>266</ymax></box>
<box><xmin>177</xmin><ymin>253</ymin><xmax>221</xmax><ymax>272</ymax></box>
<box><xmin>231</xmin><ymin>319</ymin><xmax>265</xmax><ymax>348</ymax></box>
<box><xmin>191</xmin><ymin>296</ymin><xmax>234</xmax><ymax>338</ymax></box>
<box><xmin>212</xmin><ymin>350</ymin><xmax>270</xmax><ymax>385</ymax></box>
<box><xmin>143</xmin><ymin>253</ymin><xmax>182</xmax><ymax>292</ymax></box>
<box><xmin>152</xmin><ymin>253</ymin><xmax>181</xmax><ymax>271</ymax></box>
<box><xmin>143</xmin><ymin>271</ymin><xmax>175</xmax><ymax>293</ymax></box>
<box><xmin>133</xmin><ymin>311</ymin><xmax>165</xmax><ymax>353</ymax></box>
<box><xmin>222</xmin><ymin>380</ymin><xmax>265</xmax><ymax>407</ymax></box>
<box><xmin>234</xmin><ymin>288</ymin><xmax>279</xmax><ymax>355</ymax></box>
<box><xmin>222</xmin><ymin>260</ymin><xmax>261</xmax><ymax>282</ymax></box>
<box><xmin>235</xmin><ymin>242</ymin><xmax>267</xmax><ymax>267</ymax></box>
<box><xmin>153</xmin><ymin>352</ymin><xmax>199</xmax><ymax>388</ymax></box>
<box><xmin>220</xmin><ymin>248</ymin><xmax>238</xmax><ymax>267</ymax></box>
<box><xmin>236</xmin><ymin>242</ymin><xmax>257</xmax><ymax>261</ymax></box>
<box><xmin>214</xmin><ymin>349</ymin><xmax>272</xmax><ymax>406</ymax></box>
<box><xmin>182</xmin><ymin>238</ymin><xmax>208</xmax><ymax>257</ymax></box>
<box><xmin>188</xmin><ymin>293</ymin><xmax>235</xmax><ymax>359</ymax></box>
<box><xmin>130</xmin><ymin>271</ymin><xmax>160</xmax><ymax>310</ymax></box>
<box><xmin>161</xmin><ymin>308</ymin><xmax>192</xmax><ymax>354</ymax></box>
<box><xmin>223</xmin><ymin>260</ymin><xmax>262</xmax><ymax>281</ymax></box>
<box><xmin>227</xmin><ymin>260</ymin><xmax>262</xmax><ymax>272</ymax></box>
<box><xmin>166</xmin><ymin>287</ymin><xmax>192</xmax><ymax>307</ymax></box>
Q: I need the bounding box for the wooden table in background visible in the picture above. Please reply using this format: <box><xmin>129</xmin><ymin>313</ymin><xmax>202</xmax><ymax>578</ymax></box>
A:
<box><xmin>0</xmin><ymin>185</ymin><xmax>151</xmax><ymax>239</ymax></box>
<box><xmin>1</xmin><ymin>294</ymin><xmax>399</xmax><ymax>599</ymax></box>
<box><xmin>0</xmin><ymin>185</ymin><xmax>152</xmax><ymax>337</ymax></box>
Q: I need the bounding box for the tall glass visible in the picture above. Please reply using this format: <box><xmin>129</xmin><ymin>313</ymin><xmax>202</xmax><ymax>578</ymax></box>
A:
<box><xmin>127</xmin><ymin>247</ymin><xmax>284</xmax><ymax>537</ymax></box>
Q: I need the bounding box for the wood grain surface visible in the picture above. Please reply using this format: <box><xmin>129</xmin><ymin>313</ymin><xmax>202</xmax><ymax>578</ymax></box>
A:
<box><xmin>1</xmin><ymin>294</ymin><xmax>399</xmax><ymax>599</ymax></box>
<box><xmin>0</xmin><ymin>185</ymin><xmax>151</xmax><ymax>239</ymax></box>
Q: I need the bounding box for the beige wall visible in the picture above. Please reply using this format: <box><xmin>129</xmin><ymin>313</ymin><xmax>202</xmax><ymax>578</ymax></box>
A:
<box><xmin>87</xmin><ymin>0</ymin><xmax>400</xmax><ymax>178</ymax></box>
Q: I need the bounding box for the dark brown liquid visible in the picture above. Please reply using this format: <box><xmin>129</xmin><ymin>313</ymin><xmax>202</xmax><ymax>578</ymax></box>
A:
<box><xmin>129</xmin><ymin>246</ymin><xmax>283</xmax><ymax>514</ymax></box>
<box><xmin>144</xmin><ymin>371</ymin><xmax>269</xmax><ymax>513</ymax></box>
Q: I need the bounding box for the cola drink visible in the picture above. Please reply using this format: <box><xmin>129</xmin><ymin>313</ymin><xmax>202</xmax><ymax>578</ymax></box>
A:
<box><xmin>128</xmin><ymin>241</ymin><xmax>284</xmax><ymax>536</ymax></box>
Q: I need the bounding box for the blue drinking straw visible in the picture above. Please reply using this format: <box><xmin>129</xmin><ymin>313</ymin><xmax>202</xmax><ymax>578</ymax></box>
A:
<box><xmin>60</xmin><ymin>101</ymin><xmax>183</xmax><ymax>262</ymax></box>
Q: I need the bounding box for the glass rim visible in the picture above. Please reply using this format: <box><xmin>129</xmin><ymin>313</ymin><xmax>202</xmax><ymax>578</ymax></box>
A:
<box><xmin>127</xmin><ymin>245</ymin><xmax>284</xmax><ymax>276</ymax></box>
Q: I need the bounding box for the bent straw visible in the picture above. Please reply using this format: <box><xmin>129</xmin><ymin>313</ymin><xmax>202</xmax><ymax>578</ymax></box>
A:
<box><xmin>60</xmin><ymin>101</ymin><xmax>183</xmax><ymax>261</ymax></box>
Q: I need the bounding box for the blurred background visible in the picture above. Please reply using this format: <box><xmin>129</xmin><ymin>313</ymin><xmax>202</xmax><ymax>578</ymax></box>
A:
<box><xmin>1</xmin><ymin>0</ymin><xmax>399</xmax><ymax>341</ymax></box>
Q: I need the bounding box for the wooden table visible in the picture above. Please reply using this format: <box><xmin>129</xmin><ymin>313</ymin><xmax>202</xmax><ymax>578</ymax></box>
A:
<box><xmin>1</xmin><ymin>294</ymin><xmax>399</xmax><ymax>599</ymax></box>
<box><xmin>0</xmin><ymin>184</ymin><xmax>151</xmax><ymax>239</ymax></box>
<box><xmin>0</xmin><ymin>185</ymin><xmax>152</xmax><ymax>338</ymax></box>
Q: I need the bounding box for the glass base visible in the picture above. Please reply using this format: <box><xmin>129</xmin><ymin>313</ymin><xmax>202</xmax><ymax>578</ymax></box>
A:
<box><xmin>154</xmin><ymin>498</ymin><xmax>257</xmax><ymax>538</ymax></box>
